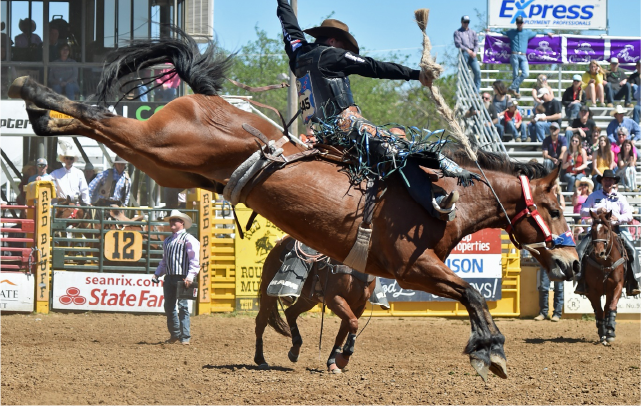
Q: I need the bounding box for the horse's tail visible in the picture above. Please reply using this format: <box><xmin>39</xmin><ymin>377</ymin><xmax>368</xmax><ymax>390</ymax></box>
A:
<box><xmin>260</xmin><ymin>292</ymin><xmax>292</xmax><ymax>338</ymax></box>
<box><xmin>95</xmin><ymin>25</ymin><xmax>234</xmax><ymax>102</ymax></box>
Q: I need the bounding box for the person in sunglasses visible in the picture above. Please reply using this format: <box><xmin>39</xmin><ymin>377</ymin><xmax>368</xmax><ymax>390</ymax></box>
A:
<box><xmin>50</xmin><ymin>149</ymin><xmax>90</xmax><ymax>205</ymax></box>
<box><xmin>575</xmin><ymin>170</ymin><xmax>641</xmax><ymax>296</ymax></box>
<box><xmin>27</xmin><ymin>158</ymin><xmax>53</xmax><ymax>183</ymax></box>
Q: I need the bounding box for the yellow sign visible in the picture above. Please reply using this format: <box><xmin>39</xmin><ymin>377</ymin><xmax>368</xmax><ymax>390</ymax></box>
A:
<box><xmin>50</xmin><ymin>110</ymin><xmax>73</xmax><ymax>119</ymax></box>
<box><xmin>234</xmin><ymin>205</ymin><xmax>285</xmax><ymax>297</ymax></box>
<box><xmin>104</xmin><ymin>230</ymin><xmax>143</xmax><ymax>261</ymax></box>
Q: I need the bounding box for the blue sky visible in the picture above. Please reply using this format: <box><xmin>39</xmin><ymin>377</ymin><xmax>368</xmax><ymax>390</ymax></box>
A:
<box><xmin>214</xmin><ymin>0</ymin><xmax>641</xmax><ymax>70</ymax></box>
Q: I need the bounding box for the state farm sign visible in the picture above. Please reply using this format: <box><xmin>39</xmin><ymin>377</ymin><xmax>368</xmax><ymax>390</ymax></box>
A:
<box><xmin>53</xmin><ymin>271</ymin><xmax>167</xmax><ymax>313</ymax></box>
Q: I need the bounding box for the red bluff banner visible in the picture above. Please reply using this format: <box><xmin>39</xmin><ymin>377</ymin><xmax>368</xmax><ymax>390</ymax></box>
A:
<box><xmin>379</xmin><ymin>229</ymin><xmax>503</xmax><ymax>302</ymax></box>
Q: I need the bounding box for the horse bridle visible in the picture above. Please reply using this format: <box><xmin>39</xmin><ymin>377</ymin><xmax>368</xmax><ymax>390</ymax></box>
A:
<box><xmin>505</xmin><ymin>175</ymin><xmax>575</xmax><ymax>255</ymax></box>
<box><xmin>590</xmin><ymin>220</ymin><xmax>627</xmax><ymax>277</ymax></box>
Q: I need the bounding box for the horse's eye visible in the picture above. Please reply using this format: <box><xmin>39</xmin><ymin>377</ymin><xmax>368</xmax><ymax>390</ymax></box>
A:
<box><xmin>550</xmin><ymin>210</ymin><xmax>560</xmax><ymax>219</ymax></box>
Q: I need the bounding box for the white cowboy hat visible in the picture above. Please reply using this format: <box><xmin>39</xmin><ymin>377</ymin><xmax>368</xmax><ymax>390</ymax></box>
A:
<box><xmin>610</xmin><ymin>105</ymin><xmax>628</xmax><ymax>116</ymax></box>
<box><xmin>57</xmin><ymin>139</ymin><xmax>79</xmax><ymax>162</ymax></box>
<box><xmin>167</xmin><ymin>210</ymin><xmax>192</xmax><ymax>229</ymax></box>
<box><xmin>575</xmin><ymin>178</ymin><xmax>594</xmax><ymax>193</ymax></box>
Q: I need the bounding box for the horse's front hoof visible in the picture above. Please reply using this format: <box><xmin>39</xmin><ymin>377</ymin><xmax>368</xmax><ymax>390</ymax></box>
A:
<box><xmin>489</xmin><ymin>353</ymin><xmax>508</xmax><ymax>379</ymax></box>
<box><xmin>8</xmin><ymin>76</ymin><xmax>29</xmax><ymax>99</ymax></box>
<box><xmin>606</xmin><ymin>336</ymin><xmax>616</xmax><ymax>343</ymax></box>
<box><xmin>470</xmin><ymin>357</ymin><xmax>489</xmax><ymax>382</ymax></box>
<box><xmin>335</xmin><ymin>353</ymin><xmax>350</xmax><ymax>369</ymax></box>
<box><xmin>258</xmin><ymin>363</ymin><xmax>270</xmax><ymax>370</ymax></box>
<box><xmin>288</xmin><ymin>348</ymin><xmax>300</xmax><ymax>363</ymax></box>
<box><xmin>328</xmin><ymin>363</ymin><xmax>342</xmax><ymax>374</ymax></box>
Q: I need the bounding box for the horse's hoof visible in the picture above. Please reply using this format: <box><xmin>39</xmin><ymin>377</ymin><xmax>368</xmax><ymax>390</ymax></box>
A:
<box><xmin>8</xmin><ymin>77</ymin><xmax>29</xmax><ymax>99</ymax></box>
<box><xmin>335</xmin><ymin>353</ymin><xmax>350</xmax><ymax>369</ymax></box>
<box><xmin>606</xmin><ymin>336</ymin><xmax>616</xmax><ymax>343</ymax></box>
<box><xmin>489</xmin><ymin>353</ymin><xmax>508</xmax><ymax>379</ymax></box>
<box><xmin>470</xmin><ymin>358</ymin><xmax>489</xmax><ymax>382</ymax></box>
<box><xmin>258</xmin><ymin>363</ymin><xmax>270</xmax><ymax>370</ymax></box>
<box><xmin>328</xmin><ymin>364</ymin><xmax>342</xmax><ymax>374</ymax></box>
<box><xmin>287</xmin><ymin>349</ymin><xmax>299</xmax><ymax>363</ymax></box>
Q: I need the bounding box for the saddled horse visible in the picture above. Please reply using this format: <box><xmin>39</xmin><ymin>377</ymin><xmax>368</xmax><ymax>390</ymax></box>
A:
<box><xmin>9</xmin><ymin>30</ymin><xmax>579</xmax><ymax>380</ymax></box>
<box><xmin>255</xmin><ymin>235</ymin><xmax>379</xmax><ymax>373</ymax></box>
<box><xmin>584</xmin><ymin>211</ymin><xmax>627</xmax><ymax>344</ymax></box>
<box><xmin>54</xmin><ymin>196</ymin><xmax>92</xmax><ymax>229</ymax></box>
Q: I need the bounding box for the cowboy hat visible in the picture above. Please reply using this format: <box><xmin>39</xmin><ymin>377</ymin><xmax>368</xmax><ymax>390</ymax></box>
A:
<box><xmin>57</xmin><ymin>139</ymin><xmax>79</xmax><ymax>162</ymax></box>
<box><xmin>167</xmin><ymin>210</ymin><xmax>192</xmax><ymax>229</ymax></box>
<box><xmin>304</xmin><ymin>19</ymin><xmax>359</xmax><ymax>55</ymax></box>
<box><xmin>610</xmin><ymin>105</ymin><xmax>627</xmax><ymax>116</ymax></box>
<box><xmin>18</xmin><ymin>18</ymin><xmax>36</xmax><ymax>33</ymax></box>
<box><xmin>575</xmin><ymin>177</ymin><xmax>594</xmax><ymax>193</ymax></box>
<box><xmin>596</xmin><ymin>169</ymin><xmax>620</xmax><ymax>184</ymax></box>
<box><xmin>113</xmin><ymin>156</ymin><xmax>128</xmax><ymax>164</ymax></box>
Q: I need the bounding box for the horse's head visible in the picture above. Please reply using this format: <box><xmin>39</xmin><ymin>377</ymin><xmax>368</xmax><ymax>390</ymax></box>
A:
<box><xmin>510</xmin><ymin>166</ymin><xmax>580</xmax><ymax>281</ymax></box>
<box><xmin>54</xmin><ymin>196</ymin><xmax>75</xmax><ymax>218</ymax></box>
<box><xmin>590</xmin><ymin>210</ymin><xmax>613</xmax><ymax>259</ymax></box>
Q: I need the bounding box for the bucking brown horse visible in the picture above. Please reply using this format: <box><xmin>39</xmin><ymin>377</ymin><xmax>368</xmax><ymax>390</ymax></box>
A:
<box><xmin>584</xmin><ymin>211</ymin><xmax>627</xmax><ymax>344</ymax></box>
<box><xmin>8</xmin><ymin>29</ymin><xmax>579</xmax><ymax>380</ymax></box>
<box><xmin>255</xmin><ymin>235</ymin><xmax>378</xmax><ymax>374</ymax></box>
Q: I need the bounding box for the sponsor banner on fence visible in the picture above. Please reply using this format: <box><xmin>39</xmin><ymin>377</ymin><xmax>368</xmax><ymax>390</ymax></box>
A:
<box><xmin>610</xmin><ymin>39</ymin><xmax>641</xmax><ymax>64</ymax></box>
<box><xmin>52</xmin><ymin>271</ymin><xmax>188</xmax><ymax>313</ymax></box>
<box><xmin>380</xmin><ymin>229</ymin><xmax>503</xmax><ymax>302</ymax></box>
<box><xmin>563</xmin><ymin>281</ymin><xmax>641</xmax><ymax>313</ymax></box>
<box><xmin>488</xmin><ymin>0</ymin><xmax>607</xmax><ymax>30</ymax></box>
<box><xmin>0</xmin><ymin>272</ymin><xmax>35</xmax><ymax>312</ymax></box>
<box><xmin>566</xmin><ymin>37</ymin><xmax>605</xmax><ymax>63</ymax></box>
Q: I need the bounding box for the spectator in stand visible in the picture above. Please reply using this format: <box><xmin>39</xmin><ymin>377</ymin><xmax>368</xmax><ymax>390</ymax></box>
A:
<box><xmin>541</xmin><ymin>122</ymin><xmax>567</xmax><ymax>171</ymax></box>
<box><xmin>612</xmin><ymin>127</ymin><xmax>639</xmax><ymax>163</ymax></box>
<box><xmin>616</xmin><ymin>138</ymin><xmax>637</xmax><ymax>192</ymax></box>
<box><xmin>604</xmin><ymin>57</ymin><xmax>632</xmax><ymax>108</ymax></box>
<box><xmin>487</xmin><ymin>16</ymin><xmax>553</xmax><ymax>99</ymax></box>
<box><xmin>491</xmin><ymin>80</ymin><xmax>512</xmax><ymax>117</ymax></box>
<box><xmin>584</xmin><ymin>126</ymin><xmax>601</xmax><ymax>174</ymax></box>
<box><xmin>531</xmin><ymin>74</ymin><xmax>553</xmax><ymax>109</ymax></box>
<box><xmin>481</xmin><ymin>92</ymin><xmax>504</xmax><ymax>138</ymax></box>
<box><xmin>606</xmin><ymin>105</ymin><xmax>641</xmax><ymax>143</ymax></box>
<box><xmin>48</xmin><ymin>44</ymin><xmax>80</xmax><ymax>100</ymax></box>
<box><xmin>528</xmin><ymin>87</ymin><xmax>563</xmax><ymax>142</ymax></box>
<box><xmin>629</xmin><ymin>61</ymin><xmax>640</xmax><ymax>101</ymax></box>
<box><xmin>28</xmin><ymin>158</ymin><xmax>53</xmax><ymax>183</ymax></box>
<box><xmin>633</xmin><ymin>85</ymin><xmax>640</xmax><ymax>124</ymax></box>
<box><xmin>453</xmin><ymin>15</ymin><xmax>481</xmax><ymax>93</ymax></box>
<box><xmin>582</xmin><ymin>60</ymin><xmax>606</xmax><ymax>107</ymax></box>
<box><xmin>154</xmin><ymin>68</ymin><xmax>180</xmax><ymax>101</ymax></box>
<box><xmin>14</xmin><ymin>18</ymin><xmax>42</xmax><ymax>48</ymax></box>
<box><xmin>571</xmin><ymin>178</ymin><xmax>594</xmax><ymax>241</ymax></box>
<box><xmin>502</xmin><ymin>100</ymin><xmax>525</xmax><ymax>142</ymax></box>
<box><xmin>565</xmin><ymin>105</ymin><xmax>595</xmax><ymax>142</ymax></box>
<box><xmin>592</xmin><ymin>135</ymin><xmax>616</xmax><ymax>190</ymax></box>
<box><xmin>562</xmin><ymin>74</ymin><xmax>587</xmax><ymax>122</ymax></box>
<box><xmin>16</xmin><ymin>162</ymin><xmax>36</xmax><ymax>206</ymax></box>
<box><xmin>561</xmin><ymin>134</ymin><xmax>588</xmax><ymax>193</ymax></box>
<box><xmin>88</xmin><ymin>156</ymin><xmax>131</xmax><ymax>206</ymax></box>
<box><xmin>83</xmin><ymin>162</ymin><xmax>97</xmax><ymax>184</ymax></box>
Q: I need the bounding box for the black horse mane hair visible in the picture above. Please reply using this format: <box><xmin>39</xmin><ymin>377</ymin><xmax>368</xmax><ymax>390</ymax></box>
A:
<box><xmin>95</xmin><ymin>25</ymin><xmax>234</xmax><ymax>103</ymax></box>
<box><xmin>449</xmin><ymin>147</ymin><xmax>550</xmax><ymax>180</ymax></box>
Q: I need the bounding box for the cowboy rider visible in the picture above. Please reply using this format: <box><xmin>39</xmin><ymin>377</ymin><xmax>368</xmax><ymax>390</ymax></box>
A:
<box><xmin>88</xmin><ymin>156</ymin><xmax>131</xmax><ymax>206</ymax></box>
<box><xmin>275</xmin><ymin>0</ymin><xmax>476</xmax><ymax>216</ymax></box>
<box><xmin>575</xmin><ymin>170</ymin><xmax>641</xmax><ymax>296</ymax></box>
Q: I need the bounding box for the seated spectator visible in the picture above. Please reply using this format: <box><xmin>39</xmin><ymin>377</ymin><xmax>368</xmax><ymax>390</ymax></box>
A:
<box><xmin>592</xmin><ymin>135</ymin><xmax>616</xmax><ymax>190</ymax></box>
<box><xmin>606</xmin><ymin>105</ymin><xmax>640</xmax><ymax>143</ymax></box>
<box><xmin>84</xmin><ymin>162</ymin><xmax>97</xmax><ymax>184</ymax></box>
<box><xmin>633</xmin><ymin>85</ymin><xmax>640</xmax><ymax>124</ymax></box>
<box><xmin>629</xmin><ymin>61</ymin><xmax>640</xmax><ymax>101</ymax></box>
<box><xmin>616</xmin><ymin>139</ymin><xmax>637</xmax><ymax>192</ymax></box>
<box><xmin>611</xmin><ymin>127</ymin><xmax>639</xmax><ymax>162</ymax></box>
<box><xmin>16</xmin><ymin>161</ymin><xmax>36</xmax><ymax>205</ymax></box>
<box><xmin>531</xmin><ymin>74</ymin><xmax>553</xmax><ymax>109</ymax></box>
<box><xmin>561</xmin><ymin>134</ymin><xmax>588</xmax><ymax>192</ymax></box>
<box><xmin>562</xmin><ymin>75</ymin><xmax>586</xmax><ymax>122</ymax></box>
<box><xmin>479</xmin><ymin>92</ymin><xmax>504</xmax><ymax>138</ymax></box>
<box><xmin>604</xmin><ymin>57</ymin><xmax>632</xmax><ymax>108</ymax></box>
<box><xmin>565</xmin><ymin>105</ymin><xmax>595</xmax><ymax>142</ymax></box>
<box><xmin>154</xmin><ymin>68</ymin><xmax>180</xmax><ymax>101</ymax></box>
<box><xmin>541</xmin><ymin>122</ymin><xmax>567</xmax><ymax>171</ymax></box>
<box><xmin>14</xmin><ymin>18</ymin><xmax>42</xmax><ymax>48</ymax></box>
<box><xmin>571</xmin><ymin>178</ymin><xmax>594</xmax><ymax>241</ymax></box>
<box><xmin>491</xmin><ymin>81</ymin><xmax>512</xmax><ymax>116</ymax></box>
<box><xmin>582</xmin><ymin>60</ymin><xmax>605</xmax><ymax>107</ymax></box>
<box><xmin>47</xmin><ymin>44</ymin><xmax>80</xmax><ymax>100</ymax></box>
<box><xmin>27</xmin><ymin>158</ymin><xmax>53</xmax><ymax>183</ymax></box>
<box><xmin>584</xmin><ymin>125</ymin><xmax>600</xmax><ymax>174</ymax></box>
<box><xmin>528</xmin><ymin>88</ymin><xmax>562</xmax><ymax>142</ymax></box>
<box><xmin>502</xmin><ymin>100</ymin><xmax>525</xmax><ymax>142</ymax></box>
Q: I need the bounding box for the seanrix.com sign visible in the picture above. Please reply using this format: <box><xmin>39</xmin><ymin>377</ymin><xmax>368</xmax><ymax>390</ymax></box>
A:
<box><xmin>488</xmin><ymin>0</ymin><xmax>607</xmax><ymax>30</ymax></box>
<box><xmin>379</xmin><ymin>229</ymin><xmax>503</xmax><ymax>302</ymax></box>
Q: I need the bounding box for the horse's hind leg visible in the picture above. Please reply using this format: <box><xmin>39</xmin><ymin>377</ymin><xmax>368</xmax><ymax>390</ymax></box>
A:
<box><xmin>254</xmin><ymin>294</ymin><xmax>278</xmax><ymax>368</ymax></box>
<box><xmin>284</xmin><ymin>298</ymin><xmax>317</xmax><ymax>363</ymax></box>
<box><xmin>326</xmin><ymin>297</ymin><xmax>364</xmax><ymax>372</ymax></box>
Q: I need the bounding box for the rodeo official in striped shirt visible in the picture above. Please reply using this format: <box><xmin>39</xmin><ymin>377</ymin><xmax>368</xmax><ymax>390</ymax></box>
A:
<box><xmin>152</xmin><ymin>210</ymin><xmax>200</xmax><ymax>345</ymax></box>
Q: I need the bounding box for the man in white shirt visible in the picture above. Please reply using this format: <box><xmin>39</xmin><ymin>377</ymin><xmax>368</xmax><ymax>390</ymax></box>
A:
<box><xmin>50</xmin><ymin>151</ymin><xmax>90</xmax><ymax>205</ymax></box>
<box><xmin>575</xmin><ymin>170</ymin><xmax>640</xmax><ymax>296</ymax></box>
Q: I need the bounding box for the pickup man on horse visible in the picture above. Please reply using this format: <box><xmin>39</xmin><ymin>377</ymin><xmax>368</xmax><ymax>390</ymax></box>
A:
<box><xmin>576</xmin><ymin>170</ymin><xmax>641</xmax><ymax>296</ymax></box>
<box><xmin>88</xmin><ymin>156</ymin><xmax>131</xmax><ymax>206</ymax></box>
<box><xmin>276</xmin><ymin>0</ymin><xmax>477</xmax><ymax>218</ymax></box>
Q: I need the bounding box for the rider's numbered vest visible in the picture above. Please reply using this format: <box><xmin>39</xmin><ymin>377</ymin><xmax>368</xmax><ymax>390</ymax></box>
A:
<box><xmin>91</xmin><ymin>169</ymin><xmax>130</xmax><ymax>205</ymax></box>
<box><xmin>294</xmin><ymin>46</ymin><xmax>355</xmax><ymax>124</ymax></box>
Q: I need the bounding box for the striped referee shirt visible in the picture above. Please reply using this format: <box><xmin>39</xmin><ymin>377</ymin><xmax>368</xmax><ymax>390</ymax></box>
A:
<box><xmin>154</xmin><ymin>230</ymin><xmax>200</xmax><ymax>282</ymax></box>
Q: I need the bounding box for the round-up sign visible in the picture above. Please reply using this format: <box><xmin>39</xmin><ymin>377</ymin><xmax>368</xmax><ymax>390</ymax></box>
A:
<box><xmin>104</xmin><ymin>230</ymin><xmax>143</xmax><ymax>261</ymax></box>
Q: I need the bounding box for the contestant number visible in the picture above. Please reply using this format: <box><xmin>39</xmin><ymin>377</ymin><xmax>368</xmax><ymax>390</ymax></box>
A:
<box><xmin>104</xmin><ymin>230</ymin><xmax>143</xmax><ymax>261</ymax></box>
<box><xmin>299</xmin><ymin>97</ymin><xmax>311</xmax><ymax>111</ymax></box>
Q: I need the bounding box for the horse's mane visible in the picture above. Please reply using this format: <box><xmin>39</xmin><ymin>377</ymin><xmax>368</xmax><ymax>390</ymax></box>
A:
<box><xmin>95</xmin><ymin>25</ymin><xmax>234</xmax><ymax>103</ymax></box>
<box><xmin>448</xmin><ymin>147</ymin><xmax>549</xmax><ymax>180</ymax></box>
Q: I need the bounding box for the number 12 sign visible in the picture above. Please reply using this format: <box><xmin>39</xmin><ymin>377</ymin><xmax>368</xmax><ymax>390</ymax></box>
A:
<box><xmin>104</xmin><ymin>230</ymin><xmax>143</xmax><ymax>261</ymax></box>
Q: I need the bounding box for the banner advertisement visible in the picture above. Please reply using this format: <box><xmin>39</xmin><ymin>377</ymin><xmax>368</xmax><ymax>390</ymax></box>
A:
<box><xmin>565</xmin><ymin>37</ymin><xmax>605</xmax><ymax>63</ymax></box>
<box><xmin>51</xmin><ymin>271</ymin><xmax>197</xmax><ymax>313</ymax></box>
<box><xmin>563</xmin><ymin>281</ymin><xmax>641</xmax><ymax>313</ymax></box>
<box><xmin>379</xmin><ymin>229</ymin><xmax>503</xmax><ymax>302</ymax></box>
<box><xmin>488</xmin><ymin>0</ymin><xmax>607</xmax><ymax>30</ymax></box>
<box><xmin>610</xmin><ymin>39</ymin><xmax>641</xmax><ymax>64</ymax></box>
<box><xmin>0</xmin><ymin>272</ymin><xmax>35</xmax><ymax>312</ymax></box>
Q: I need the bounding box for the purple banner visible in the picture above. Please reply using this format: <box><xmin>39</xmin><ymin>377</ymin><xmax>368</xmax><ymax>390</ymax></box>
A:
<box><xmin>566</xmin><ymin>37</ymin><xmax>605</xmax><ymax>64</ymax></box>
<box><xmin>483</xmin><ymin>35</ymin><xmax>512</xmax><ymax>64</ymax></box>
<box><xmin>527</xmin><ymin>36</ymin><xmax>562</xmax><ymax>64</ymax></box>
<box><xmin>611</xmin><ymin>39</ymin><xmax>641</xmax><ymax>64</ymax></box>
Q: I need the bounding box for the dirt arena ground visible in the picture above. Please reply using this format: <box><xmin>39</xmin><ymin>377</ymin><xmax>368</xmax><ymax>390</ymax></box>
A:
<box><xmin>1</xmin><ymin>312</ymin><xmax>640</xmax><ymax>405</ymax></box>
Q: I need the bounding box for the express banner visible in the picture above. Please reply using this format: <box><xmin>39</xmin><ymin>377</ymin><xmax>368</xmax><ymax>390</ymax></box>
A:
<box><xmin>488</xmin><ymin>0</ymin><xmax>607</xmax><ymax>31</ymax></box>
<box><xmin>379</xmin><ymin>229</ymin><xmax>504</xmax><ymax>302</ymax></box>
<box><xmin>484</xmin><ymin>35</ymin><xmax>640</xmax><ymax>65</ymax></box>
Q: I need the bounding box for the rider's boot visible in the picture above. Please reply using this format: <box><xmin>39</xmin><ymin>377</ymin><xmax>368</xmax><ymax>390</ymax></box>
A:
<box><xmin>433</xmin><ymin>190</ymin><xmax>459</xmax><ymax>222</ymax></box>
<box><xmin>620</xmin><ymin>235</ymin><xmax>641</xmax><ymax>296</ymax></box>
<box><xmin>438</xmin><ymin>154</ymin><xmax>480</xmax><ymax>186</ymax></box>
<box><xmin>626</xmin><ymin>268</ymin><xmax>640</xmax><ymax>296</ymax></box>
<box><xmin>574</xmin><ymin>274</ymin><xmax>587</xmax><ymax>296</ymax></box>
<box><xmin>574</xmin><ymin>235</ymin><xmax>590</xmax><ymax>296</ymax></box>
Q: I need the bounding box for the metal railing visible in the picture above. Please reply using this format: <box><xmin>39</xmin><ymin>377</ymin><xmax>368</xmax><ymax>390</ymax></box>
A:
<box><xmin>455</xmin><ymin>50</ymin><xmax>506</xmax><ymax>154</ymax></box>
